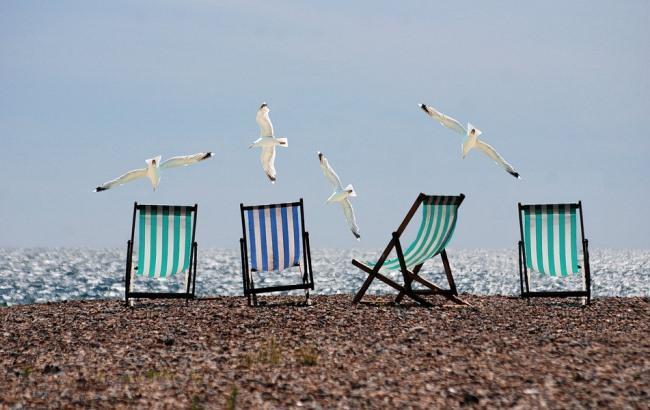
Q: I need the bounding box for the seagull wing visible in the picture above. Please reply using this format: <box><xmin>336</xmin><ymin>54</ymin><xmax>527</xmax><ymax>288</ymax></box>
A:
<box><xmin>439</xmin><ymin>113</ymin><xmax>467</xmax><ymax>136</ymax></box>
<box><xmin>475</xmin><ymin>139</ymin><xmax>521</xmax><ymax>178</ymax></box>
<box><xmin>260</xmin><ymin>146</ymin><xmax>277</xmax><ymax>183</ymax></box>
<box><xmin>420</xmin><ymin>104</ymin><xmax>466</xmax><ymax>136</ymax></box>
<box><xmin>319</xmin><ymin>156</ymin><xmax>343</xmax><ymax>190</ymax></box>
<box><xmin>160</xmin><ymin>152</ymin><xmax>214</xmax><ymax>169</ymax></box>
<box><xmin>94</xmin><ymin>167</ymin><xmax>148</xmax><ymax>192</ymax></box>
<box><xmin>256</xmin><ymin>108</ymin><xmax>274</xmax><ymax>137</ymax></box>
<box><xmin>341</xmin><ymin>199</ymin><xmax>361</xmax><ymax>240</ymax></box>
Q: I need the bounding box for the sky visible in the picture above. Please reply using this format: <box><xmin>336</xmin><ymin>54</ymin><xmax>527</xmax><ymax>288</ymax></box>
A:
<box><xmin>1</xmin><ymin>0</ymin><xmax>649</xmax><ymax>250</ymax></box>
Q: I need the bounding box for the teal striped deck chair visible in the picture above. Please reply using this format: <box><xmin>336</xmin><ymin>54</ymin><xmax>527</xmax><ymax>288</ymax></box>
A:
<box><xmin>518</xmin><ymin>202</ymin><xmax>591</xmax><ymax>304</ymax></box>
<box><xmin>125</xmin><ymin>203</ymin><xmax>199</xmax><ymax>305</ymax></box>
<box><xmin>352</xmin><ymin>193</ymin><xmax>467</xmax><ymax>307</ymax></box>
<box><xmin>239</xmin><ymin>199</ymin><xmax>314</xmax><ymax>306</ymax></box>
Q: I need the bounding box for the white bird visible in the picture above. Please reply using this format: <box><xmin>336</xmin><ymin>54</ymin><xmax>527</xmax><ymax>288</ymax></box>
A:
<box><xmin>419</xmin><ymin>103</ymin><xmax>521</xmax><ymax>179</ymax></box>
<box><xmin>249</xmin><ymin>102</ymin><xmax>288</xmax><ymax>183</ymax></box>
<box><xmin>462</xmin><ymin>124</ymin><xmax>520</xmax><ymax>178</ymax></box>
<box><xmin>318</xmin><ymin>152</ymin><xmax>360</xmax><ymax>240</ymax></box>
<box><xmin>419</xmin><ymin>103</ymin><xmax>467</xmax><ymax>135</ymax></box>
<box><xmin>94</xmin><ymin>152</ymin><xmax>214</xmax><ymax>192</ymax></box>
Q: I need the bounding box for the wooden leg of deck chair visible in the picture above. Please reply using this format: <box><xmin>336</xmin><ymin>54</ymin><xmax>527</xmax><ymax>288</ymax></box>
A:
<box><xmin>395</xmin><ymin>263</ymin><xmax>424</xmax><ymax>303</ymax></box>
<box><xmin>373</xmin><ymin>272</ymin><xmax>432</xmax><ymax>307</ymax></box>
<box><xmin>402</xmin><ymin>270</ymin><xmax>468</xmax><ymax>305</ymax></box>
<box><xmin>396</xmin><ymin>267</ymin><xmax>467</xmax><ymax>305</ymax></box>
<box><xmin>352</xmin><ymin>259</ymin><xmax>432</xmax><ymax>306</ymax></box>
<box><xmin>440</xmin><ymin>250</ymin><xmax>458</xmax><ymax>296</ymax></box>
<box><xmin>395</xmin><ymin>264</ymin><xmax>422</xmax><ymax>304</ymax></box>
<box><xmin>249</xmin><ymin>276</ymin><xmax>258</xmax><ymax>306</ymax></box>
<box><xmin>394</xmin><ymin>236</ymin><xmax>421</xmax><ymax>305</ymax></box>
<box><xmin>352</xmin><ymin>259</ymin><xmax>379</xmax><ymax>304</ymax></box>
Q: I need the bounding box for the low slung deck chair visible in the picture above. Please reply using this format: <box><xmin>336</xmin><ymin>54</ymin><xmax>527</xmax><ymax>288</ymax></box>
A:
<box><xmin>352</xmin><ymin>193</ymin><xmax>467</xmax><ymax>307</ymax></box>
<box><xmin>240</xmin><ymin>199</ymin><xmax>314</xmax><ymax>306</ymax></box>
<box><xmin>125</xmin><ymin>203</ymin><xmax>198</xmax><ymax>305</ymax></box>
<box><xmin>518</xmin><ymin>202</ymin><xmax>591</xmax><ymax>304</ymax></box>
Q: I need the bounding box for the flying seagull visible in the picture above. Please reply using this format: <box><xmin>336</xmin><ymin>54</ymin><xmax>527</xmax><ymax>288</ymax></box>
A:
<box><xmin>248</xmin><ymin>102</ymin><xmax>288</xmax><ymax>183</ymax></box>
<box><xmin>462</xmin><ymin>124</ymin><xmax>520</xmax><ymax>178</ymax></box>
<box><xmin>94</xmin><ymin>152</ymin><xmax>214</xmax><ymax>192</ymax></box>
<box><xmin>318</xmin><ymin>152</ymin><xmax>360</xmax><ymax>240</ymax></box>
<box><xmin>419</xmin><ymin>103</ymin><xmax>466</xmax><ymax>135</ymax></box>
<box><xmin>419</xmin><ymin>103</ymin><xmax>521</xmax><ymax>179</ymax></box>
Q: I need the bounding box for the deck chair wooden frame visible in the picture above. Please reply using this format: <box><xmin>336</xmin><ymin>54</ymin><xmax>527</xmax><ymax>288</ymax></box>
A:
<box><xmin>518</xmin><ymin>201</ymin><xmax>591</xmax><ymax>304</ymax></box>
<box><xmin>125</xmin><ymin>202</ymin><xmax>198</xmax><ymax>306</ymax></box>
<box><xmin>239</xmin><ymin>198</ymin><xmax>314</xmax><ymax>306</ymax></box>
<box><xmin>352</xmin><ymin>193</ymin><xmax>467</xmax><ymax>307</ymax></box>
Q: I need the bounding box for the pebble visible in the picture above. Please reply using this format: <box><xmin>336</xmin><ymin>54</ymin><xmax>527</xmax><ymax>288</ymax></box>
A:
<box><xmin>0</xmin><ymin>295</ymin><xmax>648</xmax><ymax>408</ymax></box>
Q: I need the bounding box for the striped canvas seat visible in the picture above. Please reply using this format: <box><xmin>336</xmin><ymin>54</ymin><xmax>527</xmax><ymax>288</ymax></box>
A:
<box><xmin>240</xmin><ymin>199</ymin><xmax>314</xmax><ymax>306</ymax></box>
<box><xmin>136</xmin><ymin>205</ymin><xmax>194</xmax><ymax>279</ymax></box>
<box><xmin>521</xmin><ymin>204</ymin><xmax>580</xmax><ymax>277</ymax></box>
<box><xmin>369</xmin><ymin>196</ymin><xmax>462</xmax><ymax>271</ymax></box>
<box><xmin>244</xmin><ymin>203</ymin><xmax>302</xmax><ymax>272</ymax></box>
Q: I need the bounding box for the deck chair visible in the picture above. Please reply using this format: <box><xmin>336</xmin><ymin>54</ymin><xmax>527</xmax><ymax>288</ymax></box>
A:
<box><xmin>124</xmin><ymin>203</ymin><xmax>198</xmax><ymax>305</ymax></box>
<box><xmin>518</xmin><ymin>202</ymin><xmax>591</xmax><ymax>304</ymax></box>
<box><xmin>239</xmin><ymin>199</ymin><xmax>314</xmax><ymax>306</ymax></box>
<box><xmin>352</xmin><ymin>193</ymin><xmax>467</xmax><ymax>307</ymax></box>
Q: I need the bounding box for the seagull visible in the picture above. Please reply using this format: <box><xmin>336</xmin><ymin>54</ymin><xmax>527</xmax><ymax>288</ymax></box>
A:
<box><xmin>419</xmin><ymin>103</ymin><xmax>466</xmax><ymax>135</ymax></box>
<box><xmin>248</xmin><ymin>102</ymin><xmax>288</xmax><ymax>183</ymax></box>
<box><xmin>94</xmin><ymin>152</ymin><xmax>214</xmax><ymax>192</ymax></box>
<box><xmin>318</xmin><ymin>152</ymin><xmax>360</xmax><ymax>240</ymax></box>
<box><xmin>419</xmin><ymin>103</ymin><xmax>521</xmax><ymax>179</ymax></box>
<box><xmin>462</xmin><ymin>124</ymin><xmax>520</xmax><ymax>178</ymax></box>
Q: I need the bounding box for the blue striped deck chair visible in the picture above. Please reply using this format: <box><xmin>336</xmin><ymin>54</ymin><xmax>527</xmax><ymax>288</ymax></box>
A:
<box><xmin>352</xmin><ymin>193</ymin><xmax>467</xmax><ymax>307</ymax></box>
<box><xmin>239</xmin><ymin>199</ymin><xmax>314</xmax><ymax>306</ymax></box>
<box><xmin>518</xmin><ymin>202</ymin><xmax>591</xmax><ymax>304</ymax></box>
<box><xmin>124</xmin><ymin>203</ymin><xmax>198</xmax><ymax>305</ymax></box>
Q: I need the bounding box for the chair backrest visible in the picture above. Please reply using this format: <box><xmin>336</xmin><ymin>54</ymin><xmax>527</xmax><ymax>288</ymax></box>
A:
<box><xmin>241</xmin><ymin>200</ymin><xmax>304</xmax><ymax>272</ymax></box>
<box><xmin>380</xmin><ymin>195</ymin><xmax>464</xmax><ymax>271</ymax></box>
<box><xmin>135</xmin><ymin>204</ymin><xmax>196</xmax><ymax>279</ymax></box>
<box><xmin>519</xmin><ymin>203</ymin><xmax>583</xmax><ymax>277</ymax></box>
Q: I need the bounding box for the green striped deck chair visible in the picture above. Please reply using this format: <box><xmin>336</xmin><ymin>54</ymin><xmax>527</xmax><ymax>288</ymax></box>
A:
<box><xmin>239</xmin><ymin>199</ymin><xmax>314</xmax><ymax>306</ymax></box>
<box><xmin>518</xmin><ymin>202</ymin><xmax>591</xmax><ymax>304</ymax></box>
<box><xmin>125</xmin><ymin>203</ymin><xmax>199</xmax><ymax>305</ymax></box>
<box><xmin>352</xmin><ymin>193</ymin><xmax>467</xmax><ymax>307</ymax></box>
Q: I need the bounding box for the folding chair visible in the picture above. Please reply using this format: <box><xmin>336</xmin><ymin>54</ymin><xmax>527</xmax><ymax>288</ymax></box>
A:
<box><xmin>239</xmin><ymin>198</ymin><xmax>314</xmax><ymax>306</ymax></box>
<box><xmin>518</xmin><ymin>202</ymin><xmax>591</xmax><ymax>304</ymax></box>
<box><xmin>124</xmin><ymin>203</ymin><xmax>198</xmax><ymax>305</ymax></box>
<box><xmin>352</xmin><ymin>193</ymin><xmax>467</xmax><ymax>307</ymax></box>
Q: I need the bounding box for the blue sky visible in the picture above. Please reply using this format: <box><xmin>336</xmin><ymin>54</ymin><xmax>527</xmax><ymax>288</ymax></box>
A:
<box><xmin>1</xmin><ymin>0</ymin><xmax>648</xmax><ymax>249</ymax></box>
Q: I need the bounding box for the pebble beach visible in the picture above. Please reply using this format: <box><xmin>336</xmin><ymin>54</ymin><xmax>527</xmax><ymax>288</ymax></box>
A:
<box><xmin>1</xmin><ymin>295</ymin><xmax>648</xmax><ymax>408</ymax></box>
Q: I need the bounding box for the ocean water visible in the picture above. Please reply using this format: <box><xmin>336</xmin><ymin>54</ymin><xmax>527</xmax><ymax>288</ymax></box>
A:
<box><xmin>0</xmin><ymin>248</ymin><xmax>648</xmax><ymax>305</ymax></box>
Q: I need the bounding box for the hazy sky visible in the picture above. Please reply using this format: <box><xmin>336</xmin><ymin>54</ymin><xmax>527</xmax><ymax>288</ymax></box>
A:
<box><xmin>1</xmin><ymin>0</ymin><xmax>648</xmax><ymax>249</ymax></box>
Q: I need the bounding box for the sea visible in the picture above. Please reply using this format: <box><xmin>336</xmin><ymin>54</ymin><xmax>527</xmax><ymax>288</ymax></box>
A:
<box><xmin>0</xmin><ymin>248</ymin><xmax>648</xmax><ymax>305</ymax></box>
